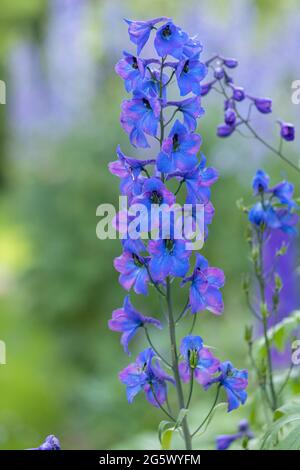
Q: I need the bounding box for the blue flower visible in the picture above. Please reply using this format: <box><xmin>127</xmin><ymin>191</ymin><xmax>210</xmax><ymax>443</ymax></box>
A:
<box><xmin>109</xmin><ymin>145</ymin><xmax>155</xmax><ymax>198</ymax></box>
<box><xmin>252</xmin><ymin>169</ymin><xmax>270</xmax><ymax>194</ymax></box>
<box><xmin>28</xmin><ymin>435</ymin><xmax>61</xmax><ymax>450</ymax></box>
<box><xmin>207</xmin><ymin>361</ymin><xmax>248</xmax><ymax>412</ymax></box>
<box><xmin>249</xmin><ymin>201</ymin><xmax>298</xmax><ymax>234</ymax></box>
<box><xmin>125</xmin><ymin>17</ymin><xmax>169</xmax><ymax>55</ymax></box>
<box><xmin>148</xmin><ymin>238</ymin><xmax>191</xmax><ymax>282</ymax></box>
<box><xmin>154</xmin><ymin>22</ymin><xmax>188</xmax><ymax>59</ymax></box>
<box><xmin>114</xmin><ymin>239</ymin><xmax>150</xmax><ymax>296</ymax></box>
<box><xmin>216</xmin><ymin>419</ymin><xmax>253</xmax><ymax>450</ymax></box>
<box><xmin>176</xmin><ymin>56</ymin><xmax>207</xmax><ymax>96</ymax></box>
<box><xmin>115</xmin><ymin>52</ymin><xmax>146</xmax><ymax>92</ymax></box>
<box><xmin>121</xmin><ymin>92</ymin><xmax>161</xmax><ymax>148</ymax></box>
<box><xmin>119</xmin><ymin>348</ymin><xmax>174</xmax><ymax>406</ymax></box>
<box><xmin>182</xmin><ymin>254</ymin><xmax>225</xmax><ymax>315</ymax></box>
<box><xmin>109</xmin><ymin>296</ymin><xmax>162</xmax><ymax>354</ymax></box>
<box><xmin>179</xmin><ymin>335</ymin><xmax>220</xmax><ymax>386</ymax></box>
<box><xmin>157</xmin><ymin>120</ymin><xmax>201</xmax><ymax>174</ymax></box>
<box><xmin>167</xmin><ymin>97</ymin><xmax>205</xmax><ymax>131</ymax></box>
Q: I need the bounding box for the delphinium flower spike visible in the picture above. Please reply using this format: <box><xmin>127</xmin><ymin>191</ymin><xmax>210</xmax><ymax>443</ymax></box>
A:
<box><xmin>108</xmin><ymin>18</ymin><xmax>248</xmax><ymax>450</ymax></box>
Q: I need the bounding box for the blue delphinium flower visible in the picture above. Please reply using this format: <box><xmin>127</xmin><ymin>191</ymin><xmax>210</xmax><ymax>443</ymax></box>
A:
<box><xmin>125</xmin><ymin>17</ymin><xmax>170</xmax><ymax>55</ymax></box>
<box><xmin>114</xmin><ymin>239</ymin><xmax>150</xmax><ymax>295</ymax></box>
<box><xmin>120</xmin><ymin>92</ymin><xmax>161</xmax><ymax>148</ymax></box>
<box><xmin>109</xmin><ymin>296</ymin><xmax>162</xmax><ymax>354</ymax></box>
<box><xmin>115</xmin><ymin>52</ymin><xmax>146</xmax><ymax>92</ymax></box>
<box><xmin>148</xmin><ymin>238</ymin><xmax>191</xmax><ymax>282</ymax></box>
<box><xmin>182</xmin><ymin>254</ymin><xmax>225</xmax><ymax>314</ymax></box>
<box><xmin>28</xmin><ymin>435</ymin><xmax>61</xmax><ymax>450</ymax></box>
<box><xmin>207</xmin><ymin>361</ymin><xmax>248</xmax><ymax>412</ymax></box>
<box><xmin>154</xmin><ymin>21</ymin><xmax>188</xmax><ymax>59</ymax></box>
<box><xmin>176</xmin><ymin>55</ymin><xmax>207</xmax><ymax>96</ymax></box>
<box><xmin>119</xmin><ymin>348</ymin><xmax>174</xmax><ymax>406</ymax></box>
<box><xmin>179</xmin><ymin>335</ymin><xmax>220</xmax><ymax>386</ymax></box>
<box><xmin>157</xmin><ymin>120</ymin><xmax>201</xmax><ymax>174</ymax></box>
<box><xmin>249</xmin><ymin>170</ymin><xmax>298</xmax><ymax>234</ymax></box>
<box><xmin>216</xmin><ymin>419</ymin><xmax>253</xmax><ymax>450</ymax></box>
<box><xmin>109</xmin><ymin>145</ymin><xmax>155</xmax><ymax>198</ymax></box>
<box><xmin>167</xmin><ymin>97</ymin><xmax>205</xmax><ymax>131</ymax></box>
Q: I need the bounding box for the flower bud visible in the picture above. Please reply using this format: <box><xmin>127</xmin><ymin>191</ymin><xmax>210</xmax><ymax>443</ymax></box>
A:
<box><xmin>278</xmin><ymin>121</ymin><xmax>295</xmax><ymax>141</ymax></box>
<box><xmin>222</xmin><ymin>57</ymin><xmax>238</xmax><ymax>68</ymax></box>
<box><xmin>224</xmin><ymin>108</ymin><xmax>236</xmax><ymax>126</ymax></box>
<box><xmin>217</xmin><ymin>123</ymin><xmax>235</xmax><ymax>137</ymax></box>
<box><xmin>232</xmin><ymin>86</ymin><xmax>245</xmax><ymax>101</ymax></box>
<box><xmin>252</xmin><ymin>97</ymin><xmax>272</xmax><ymax>114</ymax></box>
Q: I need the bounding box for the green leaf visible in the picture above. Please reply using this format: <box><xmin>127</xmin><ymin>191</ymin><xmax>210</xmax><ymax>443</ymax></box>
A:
<box><xmin>253</xmin><ymin>310</ymin><xmax>300</xmax><ymax>359</ymax></box>
<box><xmin>158</xmin><ymin>420</ymin><xmax>174</xmax><ymax>450</ymax></box>
<box><xmin>275</xmin><ymin>425</ymin><xmax>300</xmax><ymax>450</ymax></box>
<box><xmin>260</xmin><ymin>401</ymin><xmax>300</xmax><ymax>449</ymax></box>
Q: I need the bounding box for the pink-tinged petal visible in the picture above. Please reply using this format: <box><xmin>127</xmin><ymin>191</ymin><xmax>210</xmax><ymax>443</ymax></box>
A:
<box><xmin>204</xmin><ymin>267</ymin><xmax>225</xmax><ymax>288</ymax></box>
<box><xmin>204</xmin><ymin>286</ymin><xmax>224</xmax><ymax>315</ymax></box>
<box><xmin>194</xmin><ymin>367</ymin><xmax>212</xmax><ymax>386</ymax></box>
<box><xmin>179</xmin><ymin>362</ymin><xmax>191</xmax><ymax>383</ymax></box>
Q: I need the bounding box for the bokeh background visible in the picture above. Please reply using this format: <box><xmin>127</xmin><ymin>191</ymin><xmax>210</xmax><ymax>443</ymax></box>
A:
<box><xmin>0</xmin><ymin>0</ymin><xmax>299</xmax><ymax>450</ymax></box>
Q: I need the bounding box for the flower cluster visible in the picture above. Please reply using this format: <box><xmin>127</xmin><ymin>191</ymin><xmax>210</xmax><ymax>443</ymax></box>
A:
<box><xmin>200</xmin><ymin>55</ymin><xmax>295</xmax><ymax>144</ymax></box>
<box><xmin>248</xmin><ymin>169</ymin><xmax>298</xmax><ymax>235</ymax></box>
<box><xmin>109</xmin><ymin>18</ymin><xmax>248</xmax><ymax>449</ymax></box>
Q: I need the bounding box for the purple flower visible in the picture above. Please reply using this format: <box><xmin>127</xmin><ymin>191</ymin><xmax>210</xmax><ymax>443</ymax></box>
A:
<box><xmin>231</xmin><ymin>86</ymin><xmax>245</xmax><ymax>101</ymax></box>
<box><xmin>179</xmin><ymin>335</ymin><xmax>220</xmax><ymax>386</ymax></box>
<box><xmin>148</xmin><ymin>239</ymin><xmax>191</xmax><ymax>281</ymax></box>
<box><xmin>176</xmin><ymin>56</ymin><xmax>207</xmax><ymax>96</ymax></box>
<box><xmin>157</xmin><ymin>120</ymin><xmax>201</xmax><ymax>174</ymax></box>
<box><xmin>182</xmin><ymin>254</ymin><xmax>225</xmax><ymax>314</ymax></box>
<box><xmin>109</xmin><ymin>296</ymin><xmax>161</xmax><ymax>354</ymax></box>
<box><xmin>216</xmin><ymin>419</ymin><xmax>253</xmax><ymax>450</ymax></box>
<box><xmin>251</xmin><ymin>97</ymin><xmax>272</xmax><ymax>114</ymax></box>
<box><xmin>214</xmin><ymin>67</ymin><xmax>224</xmax><ymax>80</ymax></box>
<box><xmin>109</xmin><ymin>145</ymin><xmax>155</xmax><ymax>197</ymax></box>
<box><xmin>167</xmin><ymin>96</ymin><xmax>205</xmax><ymax>131</ymax></box>
<box><xmin>222</xmin><ymin>57</ymin><xmax>238</xmax><ymax>69</ymax></box>
<box><xmin>168</xmin><ymin>156</ymin><xmax>218</xmax><ymax>205</ymax></box>
<box><xmin>252</xmin><ymin>169</ymin><xmax>270</xmax><ymax>194</ymax></box>
<box><xmin>114</xmin><ymin>239</ymin><xmax>150</xmax><ymax>295</ymax></box>
<box><xmin>278</xmin><ymin>121</ymin><xmax>295</xmax><ymax>142</ymax></box>
<box><xmin>217</xmin><ymin>123</ymin><xmax>235</xmax><ymax>138</ymax></box>
<box><xmin>154</xmin><ymin>22</ymin><xmax>188</xmax><ymax>59</ymax></box>
<box><xmin>119</xmin><ymin>348</ymin><xmax>174</xmax><ymax>406</ymax></box>
<box><xmin>224</xmin><ymin>108</ymin><xmax>236</xmax><ymax>126</ymax></box>
<box><xmin>200</xmin><ymin>80</ymin><xmax>216</xmax><ymax>96</ymax></box>
<box><xmin>115</xmin><ymin>52</ymin><xmax>146</xmax><ymax>92</ymax></box>
<box><xmin>28</xmin><ymin>435</ymin><xmax>61</xmax><ymax>450</ymax></box>
<box><xmin>207</xmin><ymin>361</ymin><xmax>248</xmax><ymax>412</ymax></box>
<box><xmin>125</xmin><ymin>17</ymin><xmax>169</xmax><ymax>55</ymax></box>
<box><xmin>120</xmin><ymin>93</ymin><xmax>161</xmax><ymax>148</ymax></box>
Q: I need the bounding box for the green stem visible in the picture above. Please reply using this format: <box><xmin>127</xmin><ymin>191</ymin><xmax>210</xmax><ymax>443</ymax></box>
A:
<box><xmin>144</xmin><ymin>327</ymin><xmax>172</xmax><ymax>368</ymax></box>
<box><xmin>192</xmin><ymin>385</ymin><xmax>220</xmax><ymax>437</ymax></box>
<box><xmin>166</xmin><ymin>277</ymin><xmax>192</xmax><ymax>450</ymax></box>
<box><xmin>150</xmin><ymin>384</ymin><xmax>176</xmax><ymax>422</ymax></box>
<box><xmin>186</xmin><ymin>371</ymin><xmax>194</xmax><ymax>408</ymax></box>
<box><xmin>256</xmin><ymin>227</ymin><xmax>277</xmax><ymax>411</ymax></box>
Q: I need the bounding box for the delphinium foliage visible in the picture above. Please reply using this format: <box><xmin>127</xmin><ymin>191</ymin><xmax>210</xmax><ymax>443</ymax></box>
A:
<box><xmin>108</xmin><ymin>18</ymin><xmax>248</xmax><ymax>450</ymax></box>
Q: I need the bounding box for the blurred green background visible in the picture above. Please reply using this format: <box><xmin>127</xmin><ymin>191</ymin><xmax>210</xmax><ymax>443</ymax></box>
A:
<box><xmin>0</xmin><ymin>0</ymin><xmax>299</xmax><ymax>449</ymax></box>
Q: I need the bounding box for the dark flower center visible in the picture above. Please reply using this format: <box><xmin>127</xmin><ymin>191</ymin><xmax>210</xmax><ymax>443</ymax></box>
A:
<box><xmin>132</xmin><ymin>57</ymin><xmax>138</xmax><ymax>69</ymax></box>
<box><xmin>162</xmin><ymin>24</ymin><xmax>171</xmax><ymax>38</ymax></box>
<box><xmin>133</xmin><ymin>254</ymin><xmax>144</xmax><ymax>267</ymax></box>
<box><xmin>258</xmin><ymin>183</ymin><xmax>264</xmax><ymax>193</ymax></box>
<box><xmin>143</xmin><ymin>98</ymin><xmax>151</xmax><ymax>109</ymax></box>
<box><xmin>165</xmin><ymin>239</ymin><xmax>175</xmax><ymax>253</ymax></box>
<box><xmin>183</xmin><ymin>60</ymin><xmax>189</xmax><ymax>73</ymax></box>
<box><xmin>150</xmin><ymin>190</ymin><xmax>163</xmax><ymax>205</ymax></box>
<box><xmin>172</xmin><ymin>133</ymin><xmax>180</xmax><ymax>151</ymax></box>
